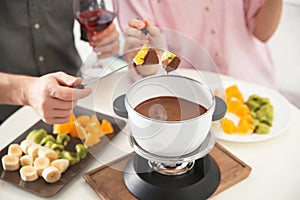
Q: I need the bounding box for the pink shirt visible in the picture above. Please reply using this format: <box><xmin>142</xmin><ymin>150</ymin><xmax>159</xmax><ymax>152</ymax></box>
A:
<box><xmin>114</xmin><ymin>0</ymin><xmax>276</xmax><ymax>89</ymax></box>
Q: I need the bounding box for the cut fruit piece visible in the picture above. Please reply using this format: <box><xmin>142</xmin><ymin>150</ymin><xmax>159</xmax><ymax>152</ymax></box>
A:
<box><xmin>60</xmin><ymin>151</ymin><xmax>80</xmax><ymax>165</ymax></box>
<box><xmin>226</xmin><ymin>99</ymin><xmax>243</xmax><ymax>113</ymax></box>
<box><xmin>42</xmin><ymin>166</ymin><xmax>61</xmax><ymax>183</ymax></box>
<box><xmin>27</xmin><ymin>144</ymin><xmax>40</xmax><ymax>159</ymax></box>
<box><xmin>19</xmin><ymin>155</ymin><xmax>34</xmax><ymax>167</ymax></box>
<box><xmin>76</xmin><ymin>115</ymin><xmax>90</xmax><ymax>127</ymax></box>
<box><xmin>26</xmin><ymin>129</ymin><xmax>47</xmax><ymax>144</ymax></box>
<box><xmin>1</xmin><ymin>154</ymin><xmax>19</xmax><ymax>171</ymax></box>
<box><xmin>38</xmin><ymin>147</ymin><xmax>58</xmax><ymax>162</ymax></box>
<box><xmin>34</xmin><ymin>156</ymin><xmax>50</xmax><ymax>176</ymax></box>
<box><xmin>85</xmin><ymin>119</ymin><xmax>104</xmax><ymax>138</ymax></box>
<box><xmin>20</xmin><ymin>166</ymin><xmax>38</xmax><ymax>182</ymax></box>
<box><xmin>238</xmin><ymin>117</ymin><xmax>255</xmax><ymax>134</ymax></box>
<box><xmin>133</xmin><ymin>44</ymin><xmax>148</xmax><ymax>65</ymax></box>
<box><xmin>75</xmin><ymin>121</ymin><xmax>88</xmax><ymax>139</ymax></box>
<box><xmin>101</xmin><ymin>119</ymin><xmax>114</xmax><ymax>134</ymax></box>
<box><xmin>90</xmin><ymin>115</ymin><xmax>101</xmax><ymax>128</ymax></box>
<box><xmin>84</xmin><ymin>133</ymin><xmax>101</xmax><ymax>148</ymax></box>
<box><xmin>20</xmin><ymin>139</ymin><xmax>36</xmax><ymax>154</ymax></box>
<box><xmin>232</xmin><ymin>104</ymin><xmax>251</xmax><ymax>118</ymax></box>
<box><xmin>222</xmin><ymin>118</ymin><xmax>237</xmax><ymax>134</ymax></box>
<box><xmin>53</xmin><ymin>113</ymin><xmax>78</xmax><ymax>138</ymax></box>
<box><xmin>225</xmin><ymin>85</ymin><xmax>244</xmax><ymax>103</ymax></box>
<box><xmin>162</xmin><ymin>50</ymin><xmax>181</xmax><ymax>73</ymax></box>
<box><xmin>51</xmin><ymin>159</ymin><xmax>69</xmax><ymax>173</ymax></box>
<box><xmin>8</xmin><ymin>143</ymin><xmax>23</xmax><ymax>158</ymax></box>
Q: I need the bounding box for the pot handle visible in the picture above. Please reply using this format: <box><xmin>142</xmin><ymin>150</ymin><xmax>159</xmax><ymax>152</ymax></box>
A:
<box><xmin>113</xmin><ymin>94</ymin><xmax>227</xmax><ymax>121</ymax></box>
<box><xmin>212</xmin><ymin>96</ymin><xmax>227</xmax><ymax>121</ymax></box>
<box><xmin>113</xmin><ymin>94</ymin><xmax>128</xmax><ymax>119</ymax></box>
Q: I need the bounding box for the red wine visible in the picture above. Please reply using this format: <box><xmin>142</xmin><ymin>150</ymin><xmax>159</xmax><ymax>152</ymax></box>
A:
<box><xmin>78</xmin><ymin>10</ymin><xmax>115</xmax><ymax>32</ymax></box>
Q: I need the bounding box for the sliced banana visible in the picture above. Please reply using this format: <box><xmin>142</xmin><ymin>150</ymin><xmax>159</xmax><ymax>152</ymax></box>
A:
<box><xmin>19</xmin><ymin>155</ymin><xmax>33</xmax><ymax>167</ymax></box>
<box><xmin>1</xmin><ymin>154</ymin><xmax>19</xmax><ymax>171</ymax></box>
<box><xmin>42</xmin><ymin>166</ymin><xmax>61</xmax><ymax>183</ymax></box>
<box><xmin>38</xmin><ymin>147</ymin><xmax>58</xmax><ymax>161</ymax></box>
<box><xmin>27</xmin><ymin>143</ymin><xmax>40</xmax><ymax>159</ymax></box>
<box><xmin>34</xmin><ymin>156</ymin><xmax>50</xmax><ymax>176</ymax></box>
<box><xmin>20</xmin><ymin>139</ymin><xmax>36</xmax><ymax>154</ymax></box>
<box><xmin>8</xmin><ymin>143</ymin><xmax>23</xmax><ymax>158</ymax></box>
<box><xmin>19</xmin><ymin>166</ymin><xmax>38</xmax><ymax>182</ymax></box>
<box><xmin>51</xmin><ymin>159</ymin><xmax>69</xmax><ymax>173</ymax></box>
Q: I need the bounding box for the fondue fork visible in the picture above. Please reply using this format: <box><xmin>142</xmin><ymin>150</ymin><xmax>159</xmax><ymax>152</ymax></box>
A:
<box><xmin>74</xmin><ymin>61</ymin><xmax>130</xmax><ymax>89</ymax></box>
<box><xmin>74</xmin><ymin>28</ymin><xmax>159</xmax><ymax>89</ymax></box>
<box><xmin>141</xmin><ymin>28</ymin><xmax>162</xmax><ymax>49</ymax></box>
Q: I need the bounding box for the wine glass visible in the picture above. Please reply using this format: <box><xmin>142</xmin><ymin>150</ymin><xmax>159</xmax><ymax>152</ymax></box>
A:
<box><xmin>73</xmin><ymin>0</ymin><xmax>117</xmax><ymax>81</ymax></box>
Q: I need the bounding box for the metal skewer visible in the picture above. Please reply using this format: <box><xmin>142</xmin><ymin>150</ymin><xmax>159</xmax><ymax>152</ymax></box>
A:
<box><xmin>141</xmin><ymin>28</ymin><xmax>161</xmax><ymax>49</ymax></box>
<box><xmin>75</xmin><ymin>28</ymin><xmax>159</xmax><ymax>89</ymax></box>
<box><xmin>74</xmin><ymin>61</ymin><xmax>131</xmax><ymax>89</ymax></box>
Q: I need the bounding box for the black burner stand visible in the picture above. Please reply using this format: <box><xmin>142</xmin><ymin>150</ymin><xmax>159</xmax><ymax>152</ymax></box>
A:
<box><xmin>123</xmin><ymin>154</ymin><xmax>221</xmax><ymax>200</ymax></box>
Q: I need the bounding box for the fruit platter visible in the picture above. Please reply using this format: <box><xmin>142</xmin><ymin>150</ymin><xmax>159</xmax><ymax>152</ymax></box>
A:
<box><xmin>0</xmin><ymin>106</ymin><xmax>126</xmax><ymax>197</ymax></box>
<box><xmin>218</xmin><ymin>80</ymin><xmax>292</xmax><ymax>142</ymax></box>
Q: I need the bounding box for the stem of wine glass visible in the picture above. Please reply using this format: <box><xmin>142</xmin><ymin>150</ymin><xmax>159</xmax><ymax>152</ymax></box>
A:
<box><xmin>93</xmin><ymin>51</ymin><xmax>103</xmax><ymax>68</ymax></box>
<box><xmin>88</xmin><ymin>30</ymin><xmax>103</xmax><ymax>68</ymax></box>
<box><xmin>100</xmin><ymin>0</ymin><xmax>106</xmax><ymax>9</ymax></box>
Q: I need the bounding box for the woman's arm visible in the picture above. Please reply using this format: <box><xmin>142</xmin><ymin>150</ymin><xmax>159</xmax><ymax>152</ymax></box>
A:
<box><xmin>253</xmin><ymin>0</ymin><xmax>283</xmax><ymax>42</ymax></box>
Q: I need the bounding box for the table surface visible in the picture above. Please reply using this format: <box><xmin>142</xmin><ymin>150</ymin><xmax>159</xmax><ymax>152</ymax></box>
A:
<box><xmin>1</xmin><ymin>69</ymin><xmax>300</xmax><ymax>200</ymax></box>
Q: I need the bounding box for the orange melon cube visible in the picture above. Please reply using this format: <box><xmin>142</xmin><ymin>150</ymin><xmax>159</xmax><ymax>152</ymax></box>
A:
<box><xmin>101</xmin><ymin>119</ymin><xmax>114</xmax><ymax>134</ymax></box>
<box><xmin>222</xmin><ymin>118</ymin><xmax>237</xmax><ymax>134</ymax></box>
<box><xmin>53</xmin><ymin>113</ymin><xmax>78</xmax><ymax>138</ymax></box>
<box><xmin>233</xmin><ymin>104</ymin><xmax>251</xmax><ymax>118</ymax></box>
<box><xmin>225</xmin><ymin>85</ymin><xmax>244</xmax><ymax>103</ymax></box>
<box><xmin>237</xmin><ymin>117</ymin><xmax>255</xmax><ymax>134</ymax></box>
<box><xmin>227</xmin><ymin>99</ymin><xmax>243</xmax><ymax>113</ymax></box>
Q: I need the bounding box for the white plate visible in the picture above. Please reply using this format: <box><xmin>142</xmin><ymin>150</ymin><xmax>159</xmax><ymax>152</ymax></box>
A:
<box><xmin>218</xmin><ymin>80</ymin><xmax>292</xmax><ymax>143</ymax></box>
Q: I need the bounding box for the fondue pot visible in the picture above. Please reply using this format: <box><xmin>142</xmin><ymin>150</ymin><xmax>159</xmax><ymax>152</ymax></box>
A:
<box><xmin>125</xmin><ymin>75</ymin><xmax>218</xmax><ymax>157</ymax></box>
<box><xmin>113</xmin><ymin>74</ymin><xmax>226</xmax><ymax>200</ymax></box>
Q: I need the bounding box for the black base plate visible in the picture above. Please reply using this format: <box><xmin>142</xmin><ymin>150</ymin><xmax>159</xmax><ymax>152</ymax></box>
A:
<box><xmin>124</xmin><ymin>154</ymin><xmax>221</xmax><ymax>200</ymax></box>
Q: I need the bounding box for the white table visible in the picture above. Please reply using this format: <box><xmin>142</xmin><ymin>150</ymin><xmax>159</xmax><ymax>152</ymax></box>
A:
<box><xmin>1</xmin><ymin>69</ymin><xmax>300</xmax><ymax>200</ymax></box>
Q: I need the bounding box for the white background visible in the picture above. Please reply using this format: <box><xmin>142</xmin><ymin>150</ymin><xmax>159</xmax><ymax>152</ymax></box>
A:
<box><xmin>285</xmin><ymin>0</ymin><xmax>300</xmax><ymax>5</ymax></box>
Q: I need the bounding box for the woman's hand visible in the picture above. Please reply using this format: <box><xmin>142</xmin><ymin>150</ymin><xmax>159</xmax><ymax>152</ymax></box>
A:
<box><xmin>124</xmin><ymin>19</ymin><xmax>164</xmax><ymax>53</ymax></box>
<box><xmin>24</xmin><ymin>72</ymin><xmax>92</xmax><ymax>124</ymax></box>
<box><xmin>88</xmin><ymin>23</ymin><xmax>120</xmax><ymax>59</ymax></box>
<box><xmin>124</xmin><ymin>19</ymin><xmax>165</xmax><ymax>77</ymax></box>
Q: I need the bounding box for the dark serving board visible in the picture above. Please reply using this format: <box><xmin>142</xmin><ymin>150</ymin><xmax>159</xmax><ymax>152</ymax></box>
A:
<box><xmin>0</xmin><ymin>106</ymin><xmax>126</xmax><ymax>197</ymax></box>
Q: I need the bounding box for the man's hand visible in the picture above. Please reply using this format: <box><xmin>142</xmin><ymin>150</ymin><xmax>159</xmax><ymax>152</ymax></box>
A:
<box><xmin>25</xmin><ymin>72</ymin><xmax>92</xmax><ymax>124</ymax></box>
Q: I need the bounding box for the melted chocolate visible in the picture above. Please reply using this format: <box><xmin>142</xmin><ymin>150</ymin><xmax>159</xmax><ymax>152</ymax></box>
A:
<box><xmin>134</xmin><ymin>96</ymin><xmax>207</xmax><ymax>121</ymax></box>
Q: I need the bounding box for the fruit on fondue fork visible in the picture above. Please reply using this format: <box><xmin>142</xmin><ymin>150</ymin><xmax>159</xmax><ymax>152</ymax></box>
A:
<box><xmin>161</xmin><ymin>50</ymin><xmax>181</xmax><ymax>73</ymax></box>
<box><xmin>133</xmin><ymin>44</ymin><xmax>159</xmax><ymax>66</ymax></box>
<box><xmin>132</xmin><ymin>44</ymin><xmax>181</xmax><ymax>73</ymax></box>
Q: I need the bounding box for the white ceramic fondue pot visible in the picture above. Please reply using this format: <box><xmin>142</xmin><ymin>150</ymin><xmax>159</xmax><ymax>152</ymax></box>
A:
<box><xmin>125</xmin><ymin>75</ymin><xmax>218</xmax><ymax>157</ymax></box>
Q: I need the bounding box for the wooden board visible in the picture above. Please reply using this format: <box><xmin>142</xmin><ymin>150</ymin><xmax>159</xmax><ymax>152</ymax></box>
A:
<box><xmin>83</xmin><ymin>143</ymin><xmax>251</xmax><ymax>199</ymax></box>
